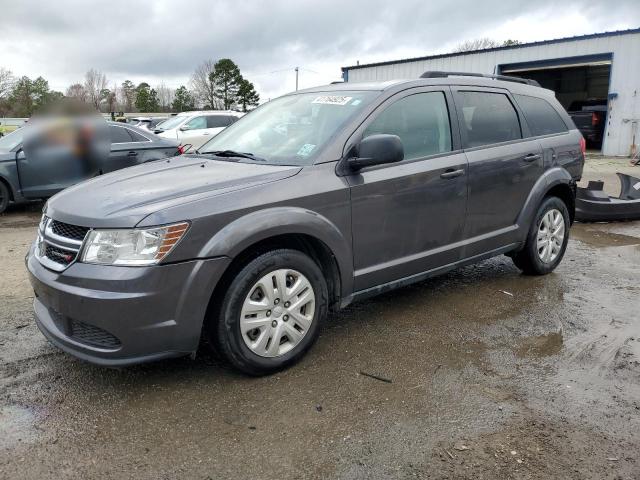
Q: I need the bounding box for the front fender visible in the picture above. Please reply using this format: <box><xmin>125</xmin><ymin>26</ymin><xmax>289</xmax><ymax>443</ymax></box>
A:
<box><xmin>198</xmin><ymin>207</ymin><xmax>354</xmax><ymax>298</ymax></box>
<box><xmin>516</xmin><ymin>167</ymin><xmax>573</xmax><ymax>242</ymax></box>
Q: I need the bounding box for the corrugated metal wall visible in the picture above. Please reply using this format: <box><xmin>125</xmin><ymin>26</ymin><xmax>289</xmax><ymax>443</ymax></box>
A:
<box><xmin>344</xmin><ymin>32</ymin><xmax>640</xmax><ymax>156</ymax></box>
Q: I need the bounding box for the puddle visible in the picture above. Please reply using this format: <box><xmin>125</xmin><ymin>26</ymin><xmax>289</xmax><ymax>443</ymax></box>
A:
<box><xmin>516</xmin><ymin>331</ymin><xmax>564</xmax><ymax>358</ymax></box>
<box><xmin>571</xmin><ymin>226</ymin><xmax>640</xmax><ymax>248</ymax></box>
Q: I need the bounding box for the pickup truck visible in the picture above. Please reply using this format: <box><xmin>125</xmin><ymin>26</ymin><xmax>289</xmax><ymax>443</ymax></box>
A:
<box><xmin>567</xmin><ymin>99</ymin><xmax>607</xmax><ymax>149</ymax></box>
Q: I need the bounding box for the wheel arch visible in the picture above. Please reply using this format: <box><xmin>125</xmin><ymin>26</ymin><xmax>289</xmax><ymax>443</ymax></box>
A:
<box><xmin>516</xmin><ymin>167</ymin><xmax>575</xmax><ymax>239</ymax></box>
<box><xmin>199</xmin><ymin>207</ymin><xmax>353</xmax><ymax>310</ymax></box>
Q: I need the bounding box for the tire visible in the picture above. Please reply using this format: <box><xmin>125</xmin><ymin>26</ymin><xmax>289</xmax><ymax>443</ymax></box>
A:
<box><xmin>210</xmin><ymin>249</ymin><xmax>328</xmax><ymax>375</ymax></box>
<box><xmin>0</xmin><ymin>181</ymin><xmax>9</xmax><ymax>215</ymax></box>
<box><xmin>512</xmin><ymin>196</ymin><xmax>570</xmax><ymax>275</ymax></box>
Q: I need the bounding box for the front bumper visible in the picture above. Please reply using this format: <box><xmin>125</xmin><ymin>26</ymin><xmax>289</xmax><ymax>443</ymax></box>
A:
<box><xmin>26</xmin><ymin>245</ymin><xmax>231</xmax><ymax>366</ymax></box>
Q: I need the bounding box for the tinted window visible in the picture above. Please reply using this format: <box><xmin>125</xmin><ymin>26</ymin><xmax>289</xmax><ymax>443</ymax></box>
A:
<box><xmin>109</xmin><ymin>125</ymin><xmax>133</xmax><ymax>143</ymax></box>
<box><xmin>364</xmin><ymin>92</ymin><xmax>452</xmax><ymax>160</ymax></box>
<box><xmin>126</xmin><ymin>128</ymin><xmax>151</xmax><ymax>142</ymax></box>
<box><xmin>206</xmin><ymin>115</ymin><xmax>231</xmax><ymax>128</ymax></box>
<box><xmin>515</xmin><ymin>94</ymin><xmax>569</xmax><ymax>136</ymax></box>
<box><xmin>458</xmin><ymin>91</ymin><xmax>521</xmax><ymax>148</ymax></box>
<box><xmin>185</xmin><ymin>116</ymin><xmax>207</xmax><ymax>130</ymax></box>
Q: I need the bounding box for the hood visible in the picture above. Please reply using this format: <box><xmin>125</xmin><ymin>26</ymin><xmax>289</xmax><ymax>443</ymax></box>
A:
<box><xmin>47</xmin><ymin>156</ymin><xmax>301</xmax><ymax>228</ymax></box>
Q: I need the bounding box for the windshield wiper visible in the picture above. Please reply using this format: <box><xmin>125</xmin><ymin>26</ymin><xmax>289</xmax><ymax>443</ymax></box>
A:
<box><xmin>206</xmin><ymin>150</ymin><xmax>266</xmax><ymax>162</ymax></box>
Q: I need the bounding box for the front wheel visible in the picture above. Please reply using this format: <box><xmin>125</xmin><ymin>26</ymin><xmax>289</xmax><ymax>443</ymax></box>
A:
<box><xmin>210</xmin><ymin>249</ymin><xmax>328</xmax><ymax>375</ymax></box>
<box><xmin>511</xmin><ymin>196</ymin><xmax>570</xmax><ymax>275</ymax></box>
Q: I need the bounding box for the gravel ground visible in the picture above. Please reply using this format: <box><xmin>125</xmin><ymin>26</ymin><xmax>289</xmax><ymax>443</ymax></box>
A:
<box><xmin>1</xmin><ymin>158</ymin><xmax>639</xmax><ymax>480</ymax></box>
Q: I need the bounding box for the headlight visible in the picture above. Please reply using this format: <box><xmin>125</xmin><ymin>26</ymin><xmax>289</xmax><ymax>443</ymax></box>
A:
<box><xmin>81</xmin><ymin>222</ymin><xmax>189</xmax><ymax>266</ymax></box>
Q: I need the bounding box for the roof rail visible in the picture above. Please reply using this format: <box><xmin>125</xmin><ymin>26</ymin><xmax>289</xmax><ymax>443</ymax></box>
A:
<box><xmin>420</xmin><ymin>71</ymin><xmax>541</xmax><ymax>87</ymax></box>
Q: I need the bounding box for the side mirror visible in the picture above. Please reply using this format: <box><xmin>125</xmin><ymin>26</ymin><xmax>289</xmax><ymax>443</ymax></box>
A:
<box><xmin>347</xmin><ymin>134</ymin><xmax>404</xmax><ymax>171</ymax></box>
<box><xmin>179</xmin><ymin>125</ymin><xmax>190</xmax><ymax>131</ymax></box>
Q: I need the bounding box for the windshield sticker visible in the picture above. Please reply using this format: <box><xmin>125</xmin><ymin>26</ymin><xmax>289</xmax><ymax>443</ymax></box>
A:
<box><xmin>351</xmin><ymin>99</ymin><xmax>362</xmax><ymax>106</ymax></box>
<box><xmin>633</xmin><ymin>181</ymin><xmax>640</xmax><ymax>190</ymax></box>
<box><xmin>312</xmin><ymin>96</ymin><xmax>353</xmax><ymax>106</ymax></box>
<box><xmin>297</xmin><ymin>144</ymin><xmax>316</xmax><ymax>156</ymax></box>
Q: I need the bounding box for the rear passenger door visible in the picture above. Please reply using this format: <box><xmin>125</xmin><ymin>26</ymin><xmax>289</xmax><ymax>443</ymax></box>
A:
<box><xmin>452</xmin><ymin>88</ymin><xmax>543</xmax><ymax>258</ymax></box>
<box><xmin>347</xmin><ymin>88</ymin><xmax>468</xmax><ymax>291</ymax></box>
<box><xmin>512</xmin><ymin>94</ymin><xmax>580</xmax><ymax>178</ymax></box>
<box><xmin>107</xmin><ymin>125</ymin><xmax>140</xmax><ymax>173</ymax></box>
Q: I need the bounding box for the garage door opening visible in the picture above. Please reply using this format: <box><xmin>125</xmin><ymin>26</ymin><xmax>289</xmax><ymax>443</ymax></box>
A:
<box><xmin>499</xmin><ymin>54</ymin><xmax>612</xmax><ymax>152</ymax></box>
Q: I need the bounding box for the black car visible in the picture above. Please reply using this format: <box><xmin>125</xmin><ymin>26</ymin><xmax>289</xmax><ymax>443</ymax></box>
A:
<box><xmin>0</xmin><ymin>122</ymin><xmax>180</xmax><ymax>213</ymax></box>
<box><xmin>567</xmin><ymin>99</ymin><xmax>607</xmax><ymax>148</ymax></box>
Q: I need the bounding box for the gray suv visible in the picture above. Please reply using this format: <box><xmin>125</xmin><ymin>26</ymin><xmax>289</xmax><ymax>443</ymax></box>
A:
<box><xmin>26</xmin><ymin>72</ymin><xmax>584</xmax><ymax>375</ymax></box>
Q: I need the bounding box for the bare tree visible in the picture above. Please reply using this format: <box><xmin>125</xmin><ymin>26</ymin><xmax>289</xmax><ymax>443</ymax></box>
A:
<box><xmin>66</xmin><ymin>83</ymin><xmax>88</xmax><ymax>102</ymax></box>
<box><xmin>0</xmin><ymin>68</ymin><xmax>15</xmax><ymax>99</ymax></box>
<box><xmin>156</xmin><ymin>82</ymin><xmax>174</xmax><ymax>112</ymax></box>
<box><xmin>190</xmin><ymin>60</ymin><xmax>221</xmax><ymax>109</ymax></box>
<box><xmin>453</xmin><ymin>38</ymin><xmax>501</xmax><ymax>53</ymax></box>
<box><xmin>84</xmin><ymin>68</ymin><xmax>108</xmax><ymax>110</ymax></box>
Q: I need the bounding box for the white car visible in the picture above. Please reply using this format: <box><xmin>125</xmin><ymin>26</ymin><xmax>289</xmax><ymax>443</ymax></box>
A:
<box><xmin>154</xmin><ymin>111</ymin><xmax>243</xmax><ymax>150</ymax></box>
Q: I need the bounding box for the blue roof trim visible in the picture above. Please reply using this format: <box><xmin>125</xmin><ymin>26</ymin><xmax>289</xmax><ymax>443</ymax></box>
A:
<box><xmin>342</xmin><ymin>28</ymin><xmax>640</xmax><ymax>72</ymax></box>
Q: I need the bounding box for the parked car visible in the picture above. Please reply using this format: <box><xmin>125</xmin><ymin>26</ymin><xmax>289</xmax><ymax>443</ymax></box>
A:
<box><xmin>27</xmin><ymin>72</ymin><xmax>584</xmax><ymax>375</ymax></box>
<box><xmin>127</xmin><ymin>117</ymin><xmax>168</xmax><ymax>132</ymax></box>
<box><xmin>0</xmin><ymin>122</ymin><xmax>180</xmax><ymax>213</ymax></box>
<box><xmin>567</xmin><ymin>98</ymin><xmax>607</xmax><ymax>148</ymax></box>
<box><xmin>154</xmin><ymin>110</ymin><xmax>243</xmax><ymax>150</ymax></box>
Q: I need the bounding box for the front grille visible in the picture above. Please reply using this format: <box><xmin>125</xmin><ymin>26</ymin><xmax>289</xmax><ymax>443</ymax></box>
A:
<box><xmin>44</xmin><ymin>244</ymin><xmax>77</xmax><ymax>266</ymax></box>
<box><xmin>36</xmin><ymin>216</ymin><xmax>89</xmax><ymax>272</ymax></box>
<box><xmin>70</xmin><ymin>319</ymin><xmax>121</xmax><ymax>349</ymax></box>
<box><xmin>50</xmin><ymin>220</ymin><xmax>90</xmax><ymax>241</ymax></box>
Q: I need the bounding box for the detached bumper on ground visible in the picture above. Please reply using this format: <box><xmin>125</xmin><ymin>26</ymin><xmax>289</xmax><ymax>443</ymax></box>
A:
<box><xmin>26</xmin><ymin>247</ymin><xmax>230</xmax><ymax>366</ymax></box>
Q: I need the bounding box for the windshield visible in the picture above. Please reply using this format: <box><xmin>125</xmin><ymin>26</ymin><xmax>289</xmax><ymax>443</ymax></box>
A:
<box><xmin>155</xmin><ymin>116</ymin><xmax>186</xmax><ymax>130</ymax></box>
<box><xmin>200</xmin><ymin>91</ymin><xmax>378</xmax><ymax>165</ymax></box>
<box><xmin>0</xmin><ymin>128</ymin><xmax>25</xmax><ymax>151</ymax></box>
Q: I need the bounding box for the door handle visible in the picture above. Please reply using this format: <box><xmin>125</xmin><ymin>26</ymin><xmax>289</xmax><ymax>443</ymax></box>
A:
<box><xmin>127</xmin><ymin>151</ymin><xmax>138</xmax><ymax>157</ymax></box>
<box><xmin>523</xmin><ymin>153</ymin><xmax>541</xmax><ymax>162</ymax></box>
<box><xmin>440</xmin><ymin>168</ymin><xmax>465</xmax><ymax>179</ymax></box>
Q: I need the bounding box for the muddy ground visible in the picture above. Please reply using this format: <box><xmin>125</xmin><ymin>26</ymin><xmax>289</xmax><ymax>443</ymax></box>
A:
<box><xmin>1</xmin><ymin>158</ymin><xmax>639</xmax><ymax>479</ymax></box>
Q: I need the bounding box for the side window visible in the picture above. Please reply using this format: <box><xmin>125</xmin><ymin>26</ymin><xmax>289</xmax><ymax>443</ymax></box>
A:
<box><xmin>363</xmin><ymin>92</ymin><xmax>452</xmax><ymax>160</ymax></box>
<box><xmin>206</xmin><ymin>115</ymin><xmax>231</xmax><ymax>128</ymax></box>
<box><xmin>185</xmin><ymin>116</ymin><xmax>207</xmax><ymax>130</ymax></box>
<box><xmin>109</xmin><ymin>125</ymin><xmax>133</xmax><ymax>143</ymax></box>
<box><xmin>126</xmin><ymin>128</ymin><xmax>151</xmax><ymax>142</ymax></box>
<box><xmin>458</xmin><ymin>91</ymin><xmax>522</xmax><ymax>148</ymax></box>
<box><xmin>514</xmin><ymin>94</ymin><xmax>569</xmax><ymax>136</ymax></box>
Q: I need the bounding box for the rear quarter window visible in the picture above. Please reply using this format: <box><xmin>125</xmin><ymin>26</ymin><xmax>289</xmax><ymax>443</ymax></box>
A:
<box><xmin>514</xmin><ymin>94</ymin><xmax>568</xmax><ymax>136</ymax></box>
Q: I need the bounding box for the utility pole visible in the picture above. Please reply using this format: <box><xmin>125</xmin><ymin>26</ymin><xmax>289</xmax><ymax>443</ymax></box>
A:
<box><xmin>295</xmin><ymin>67</ymin><xmax>299</xmax><ymax>91</ymax></box>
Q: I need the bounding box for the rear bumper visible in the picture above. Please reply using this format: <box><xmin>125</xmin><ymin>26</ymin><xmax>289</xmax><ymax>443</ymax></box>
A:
<box><xmin>26</xmin><ymin>244</ymin><xmax>231</xmax><ymax>366</ymax></box>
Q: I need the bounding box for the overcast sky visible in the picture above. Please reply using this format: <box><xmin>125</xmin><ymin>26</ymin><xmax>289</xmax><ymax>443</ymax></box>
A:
<box><xmin>1</xmin><ymin>0</ymin><xmax>638</xmax><ymax>101</ymax></box>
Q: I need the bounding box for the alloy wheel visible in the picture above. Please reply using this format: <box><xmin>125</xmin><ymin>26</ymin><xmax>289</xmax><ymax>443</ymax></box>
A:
<box><xmin>537</xmin><ymin>208</ymin><xmax>565</xmax><ymax>263</ymax></box>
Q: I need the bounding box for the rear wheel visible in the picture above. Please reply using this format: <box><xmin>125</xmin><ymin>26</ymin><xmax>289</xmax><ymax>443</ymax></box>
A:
<box><xmin>210</xmin><ymin>249</ymin><xmax>328</xmax><ymax>375</ymax></box>
<box><xmin>512</xmin><ymin>196</ymin><xmax>570</xmax><ymax>275</ymax></box>
<box><xmin>0</xmin><ymin>182</ymin><xmax>9</xmax><ymax>215</ymax></box>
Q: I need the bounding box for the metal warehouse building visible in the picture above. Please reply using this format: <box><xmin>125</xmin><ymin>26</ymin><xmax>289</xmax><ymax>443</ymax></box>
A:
<box><xmin>341</xmin><ymin>29</ymin><xmax>640</xmax><ymax>157</ymax></box>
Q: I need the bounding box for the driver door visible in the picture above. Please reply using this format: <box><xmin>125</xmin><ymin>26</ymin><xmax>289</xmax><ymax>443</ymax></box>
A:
<box><xmin>346</xmin><ymin>88</ymin><xmax>468</xmax><ymax>291</ymax></box>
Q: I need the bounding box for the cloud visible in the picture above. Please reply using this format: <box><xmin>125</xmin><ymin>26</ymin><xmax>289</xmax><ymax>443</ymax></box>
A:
<box><xmin>0</xmin><ymin>0</ymin><xmax>638</xmax><ymax>100</ymax></box>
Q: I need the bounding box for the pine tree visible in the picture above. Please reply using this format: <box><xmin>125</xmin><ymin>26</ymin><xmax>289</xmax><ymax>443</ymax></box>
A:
<box><xmin>237</xmin><ymin>78</ymin><xmax>260</xmax><ymax>112</ymax></box>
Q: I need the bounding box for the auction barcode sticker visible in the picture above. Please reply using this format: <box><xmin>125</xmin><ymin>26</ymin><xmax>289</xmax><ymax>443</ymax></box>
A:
<box><xmin>312</xmin><ymin>96</ymin><xmax>353</xmax><ymax>106</ymax></box>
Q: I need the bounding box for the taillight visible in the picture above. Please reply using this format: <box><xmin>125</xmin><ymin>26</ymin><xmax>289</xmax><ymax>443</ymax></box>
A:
<box><xmin>591</xmin><ymin>112</ymin><xmax>599</xmax><ymax>126</ymax></box>
<box><xmin>177</xmin><ymin>145</ymin><xmax>185</xmax><ymax>154</ymax></box>
<box><xmin>579</xmin><ymin>137</ymin><xmax>586</xmax><ymax>155</ymax></box>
